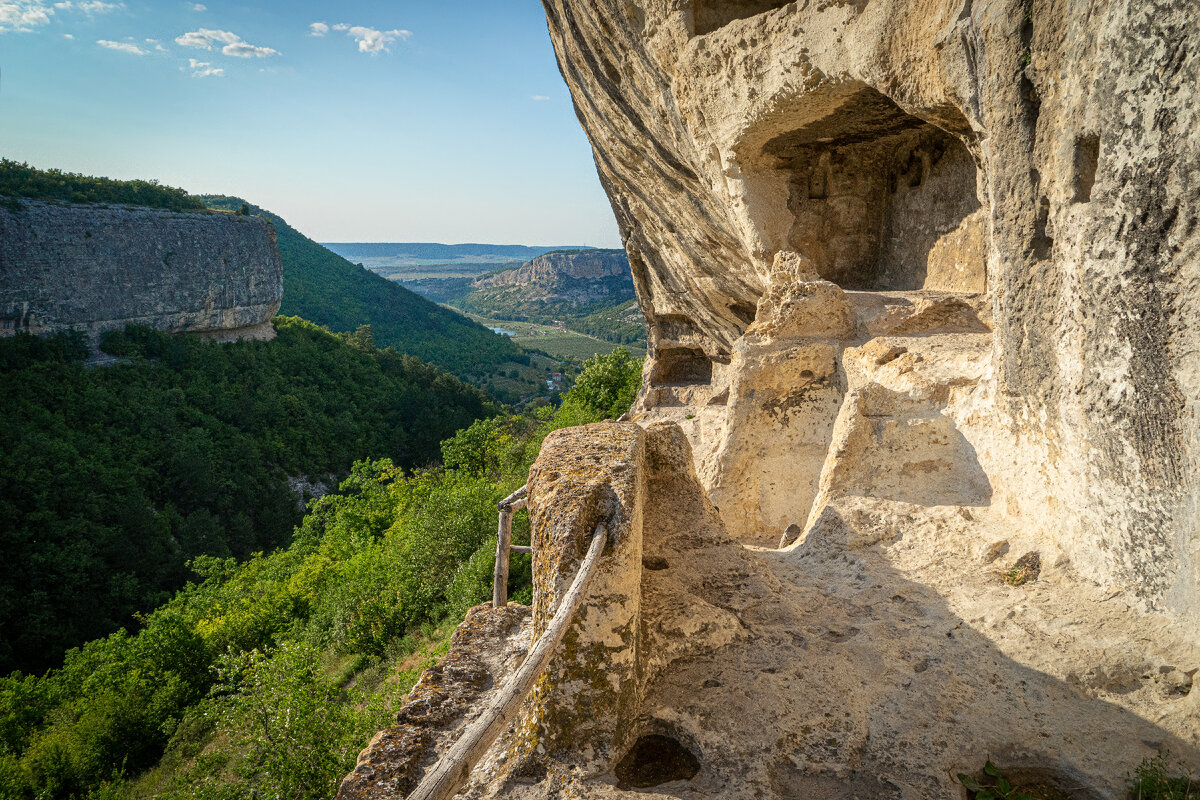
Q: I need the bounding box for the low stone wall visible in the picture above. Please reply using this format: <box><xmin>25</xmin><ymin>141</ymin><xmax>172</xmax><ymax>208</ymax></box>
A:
<box><xmin>0</xmin><ymin>201</ymin><xmax>283</xmax><ymax>343</ymax></box>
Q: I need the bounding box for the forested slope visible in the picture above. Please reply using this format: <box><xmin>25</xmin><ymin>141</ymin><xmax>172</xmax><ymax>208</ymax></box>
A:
<box><xmin>0</xmin><ymin>348</ymin><xmax>644</xmax><ymax>800</ymax></box>
<box><xmin>0</xmin><ymin>318</ymin><xmax>494</xmax><ymax>676</ymax></box>
<box><xmin>201</xmin><ymin>196</ymin><xmax>525</xmax><ymax>382</ymax></box>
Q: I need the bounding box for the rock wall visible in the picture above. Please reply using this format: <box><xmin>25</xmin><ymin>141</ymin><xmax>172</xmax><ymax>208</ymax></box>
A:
<box><xmin>540</xmin><ymin>0</ymin><xmax>1200</xmax><ymax>623</ymax></box>
<box><xmin>350</xmin><ymin>421</ymin><xmax>1200</xmax><ymax>798</ymax></box>
<box><xmin>472</xmin><ymin>249</ymin><xmax>631</xmax><ymax>290</ymax></box>
<box><xmin>341</xmin><ymin>2</ymin><xmax>1200</xmax><ymax>795</ymax></box>
<box><xmin>0</xmin><ymin>201</ymin><xmax>283</xmax><ymax>342</ymax></box>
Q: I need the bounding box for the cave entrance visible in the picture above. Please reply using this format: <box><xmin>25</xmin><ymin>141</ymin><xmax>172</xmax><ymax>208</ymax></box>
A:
<box><xmin>762</xmin><ymin>87</ymin><xmax>986</xmax><ymax>293</ymax></box>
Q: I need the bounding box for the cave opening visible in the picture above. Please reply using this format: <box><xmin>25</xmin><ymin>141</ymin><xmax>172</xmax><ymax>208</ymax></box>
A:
<box><xmin>761</xmin><ymin>87</ymin><xmax>986</xmax><ymax>293</ymax></box>
<box><xmin>653</xmin><ymin>346</ymin><xmax>713</xmax><ymax>385</ymax></box>
<box><xmin>614</xmin><ymin>734</ymin><xmax>701</xmax><ymax>789</ymax></box>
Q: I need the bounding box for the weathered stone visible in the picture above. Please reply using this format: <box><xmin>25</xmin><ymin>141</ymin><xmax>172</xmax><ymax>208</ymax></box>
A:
<box><xmin>0</xmin><ymin>201</ymin><xmax>282</xmax><ymax>343</ymax></box>
<box><xmin>541</xmin><ymin>0</ymin><xmax>1200</xmax><ymax>622</ymax></box>
<box><xmin>343</xmin><ymin>1</ymin><xmax>1200</xmax><ymax>796</ymax></box>
<box><xmin>515</xmin><ymin>422</ymin><xmax>647</xmax><ymax>770</ymax></box>
<box><xmin>334</xmin><ymin>604</ymin><xmax>530</xmax><ymax>800</ymax></box>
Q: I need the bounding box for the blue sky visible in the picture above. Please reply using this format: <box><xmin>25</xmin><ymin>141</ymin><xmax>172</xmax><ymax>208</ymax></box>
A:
<box><xmin>0</xmin><ymin>1</ymin><xmax>622</xmax><ymax>246</ymax></box>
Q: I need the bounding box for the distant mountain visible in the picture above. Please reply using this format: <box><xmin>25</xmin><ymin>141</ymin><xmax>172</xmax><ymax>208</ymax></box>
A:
<box><xmin>471</xmin><ymin>248</ymin><xmax>630</xmax><ymax>294</ymax></box>
<box><xmin>201</xmin><ymin>197</ymin><xmax>528</xmax><ymax>383</ymax></box>
<box><xmin>432</xmin><ymin>249</ymin><xmax>645</xmax><ymax>346</ymax></box>
<box><xmin>323</xmin><ymin>242</ymin><xmax>592</xmax><ymax>262</ymax></box>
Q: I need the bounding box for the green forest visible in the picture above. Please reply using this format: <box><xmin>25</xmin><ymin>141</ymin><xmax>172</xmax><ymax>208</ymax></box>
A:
<box><xmin>0</xmin><ymin>346</ymin><xmax>643</xmax><ymax>800</ymax></box>
<box><xmin>0</xmin><ymin>161</ymin><xmax>207</xmax><ymax>213</ymax></box>
<box><xmin>0</xmin><ymin>318</ymin><xmax>495</xmax><ymax>677</ymax></box>
<box><xmin>567</xmin><ymin>300</ymin><xmax>648</xmax><ymax>346</ymax></box>
<box><xmin>200</xmin><ymin>196</ymin><xmax>548</xmax><ymax>398</ymax></box>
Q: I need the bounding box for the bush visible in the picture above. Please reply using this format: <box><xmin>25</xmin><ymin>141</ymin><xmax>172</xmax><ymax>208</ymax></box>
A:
<box><xmin>0</xmin><ymin>335</ymin><xmax>643</xmax><ymax>799</ymax></box>
<box><xmin>1130</xmin><ymin>751</ymin><xmax>1199</xmax><ymax>800</ymax></box>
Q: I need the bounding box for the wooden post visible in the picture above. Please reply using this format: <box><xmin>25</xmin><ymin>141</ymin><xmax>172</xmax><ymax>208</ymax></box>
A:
<box><xmin>407</xmin><ymin>523</ymin><xmax>608</xmax><ymax>800</ymax></box>
<box><xmin>493</xmin><ymin>508</ymin><xmax>512</xmax><ymax>608</ymax></box>
<box><xmin>492</xmin><ymin>486</ymin><xmax>528</xmax><ymax>609</ymax></box>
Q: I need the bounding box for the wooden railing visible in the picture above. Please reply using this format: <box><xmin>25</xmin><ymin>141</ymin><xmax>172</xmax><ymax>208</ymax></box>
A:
<box><xmin>492</xmin><ymin>485</ymin><xmax>528</xmax><ymax>608</ymax></box>
<box><xmin>407</xmin><ymin>513</ymin><xmax>608</xmax><ymax>800</ymax></box>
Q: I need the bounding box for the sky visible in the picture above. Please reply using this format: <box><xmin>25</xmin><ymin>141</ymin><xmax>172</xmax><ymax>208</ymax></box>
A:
<box><xmin>0</xmin><ymin>0</ymin><xmax>623</xmax><ymax>246</ymax></box>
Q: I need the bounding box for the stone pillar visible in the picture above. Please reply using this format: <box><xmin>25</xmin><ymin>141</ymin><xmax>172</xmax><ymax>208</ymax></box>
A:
<box><xmin>515</xmin><ymin>421</ymin><xmax>646</xmax><ymax>771</ymax></box>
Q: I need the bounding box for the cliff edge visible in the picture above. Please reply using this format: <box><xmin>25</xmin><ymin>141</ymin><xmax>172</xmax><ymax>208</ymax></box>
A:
<box><xmin>0</xmin><ymin>201</ymin><xmax>283</xmax><ymax>343</ymax></box>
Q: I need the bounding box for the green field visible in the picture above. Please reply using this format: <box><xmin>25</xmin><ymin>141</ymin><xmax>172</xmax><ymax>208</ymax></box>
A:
<box><xmin>465</xmin><ymin>314</ymin><xmax>647</xmax><ymax>362</ymax></box>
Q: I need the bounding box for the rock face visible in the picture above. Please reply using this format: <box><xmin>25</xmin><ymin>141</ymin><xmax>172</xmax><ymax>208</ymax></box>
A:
<box><xmin>0</xmin><ymin>201</ymin><xmax>283</xmax><ymax>342</ymax></box>
<box><xmin>352</xmin><ymin>423</ymin><xmax>1200</xmax><ymax>799</ymax></box>
<box><xmin>470</xmin><ymin>249</ymin><xmax>632</xmax><ymax>304</ymax></box>
<box><xmin>344</xmin><ymin>1</ymin><xmax>1200</xmax><ymax>797</ymax></box>
<box><xmin>539</xmin><ymin>0</ymin><xmax>1200</xmax><ymax>616</ymax></box>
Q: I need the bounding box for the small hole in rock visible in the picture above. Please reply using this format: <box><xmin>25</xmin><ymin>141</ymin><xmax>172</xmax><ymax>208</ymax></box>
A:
<box><xmin>729</xmin><ymin>301</ymin><xmax>757</xmax><ymax>325</ymax></box>
<box><xmin>1072</xmin><ymin>134</ymin><xmax>1100</xmax><ymax>203</ymax></box>
<box><xmin>615</xmin><ymin>734</ymin><xmax>701</xmax><ymax>789</ymax></box>
<box><xmin>642</xmin><ymin>555</ymin><xmax>669</xmax><ymax>571</ymax></box>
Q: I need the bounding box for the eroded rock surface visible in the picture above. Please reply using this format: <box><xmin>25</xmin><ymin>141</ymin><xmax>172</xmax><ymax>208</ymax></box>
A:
<box><xmin>343</xmin><ymin>0</ymin><xmax>1200</xmax><ymax>796</ymax></box>
<box><xmin>334</xmin><ymin>604</ymin><xmax>531</xmax><ymax>800</ymax></box>
<box><xmin>541</xmin><ymin>0</ymin><xmax>1200</xmax><ymax>618</ymax></box>
<box><xmin>0</xmin><ymin>201</ymin><xmax>282</xmax><ymax>343</ymax></box>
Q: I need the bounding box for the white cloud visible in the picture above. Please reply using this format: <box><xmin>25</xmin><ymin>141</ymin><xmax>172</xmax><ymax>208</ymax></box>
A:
<box><xmin>187</xmin><ymin>57</ymin><xmax>222</xmax><ymax>77</ymax></box>
<box><xmin>97</xmin><ymin>37</ymin><xmax>145</xmax><ymax>54</ymax></box>
<box><xmin>308</xmin><ymin>21</ymin><xmax>327</xmax><ymax>36</ymax></box>
<box><xmin>77</xmin><ymin>1</ymin><xmax>122</xmax><ymax>11</ymax></box>
<box><xmin>53</xmin><ymin>1</ymin><xmax>123</xmax><ymax>11</ymax></box>
<box><xmin>1</xmin><ymin>0</ymin><xmax>120</xmax><ymax>32</ymax></box>
<box><xmin>0</xmin><ymin>1</ymin><xmax>54</xmax><ymax>31</ymax></box>
<box><xmin>222</xmin><ymin>40</ymin><xmax>275</xmax><ymax>57</ymax></box>
<box><xmin>531</xmin><ymin>95</ymin><xmax>550</xmax><ymax>101</ymax></box>
<box><xmin>321</xmin><ymin>23</ymin><xmax>410</xmax><ymax>54</ymax></box>
<box><xmin>175</xmin><ymin>27</ymin><xmax>276</xmax><ymax>57</ymax></box>
<box><xmin>190</xmin><ymin>2</ymin><xmax>205</xmax><ymax>10</ymax></box>
<box><xmin>175</xmin><ymin>27</ymin><xmax>234</xmax><ymax>48</ymax></box>
<box><xmin>62</xmin><ymin>31</ymin><xmax>71</xmax><ymax>37</ymax></box>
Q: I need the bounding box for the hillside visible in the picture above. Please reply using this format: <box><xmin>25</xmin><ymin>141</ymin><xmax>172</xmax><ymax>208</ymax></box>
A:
<box><xmin>201</xmin><ymin>197</ymin><xmax>542</xmax><ymax>391</ymax></box>
<box><xmin>0</xmin><ymin>318</ymin><xmax>495</xmax><ymax>676</ymax></box>
<box><xmin>0</xmin><ymin>348</ymin><xmax>643</xmax><ymax>800</ymax></box>
<box><xmin>568</xmin><ymin>299</ymin><xmax>646</xmax><ymax>346</ymax></box>
<box><xmin>404</xmin><ymin>248</ymin><xmax>639</xmax><ymax>337</ymax></box>
<box><xmin>323</xmin><ymin>242</ymin><xmax>581</xmax><ymax>261</ymax></box>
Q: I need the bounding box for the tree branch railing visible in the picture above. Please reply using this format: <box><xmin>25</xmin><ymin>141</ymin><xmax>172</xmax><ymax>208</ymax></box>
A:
<box><xmin>492</xmin><ymin>485</ymin><xmax>528</xmax><ymax>608</ymax></box>
<box><xmin>407</xmin><ymin>516</ymin><xmax>608</xmax><ymax>800</ymax></box>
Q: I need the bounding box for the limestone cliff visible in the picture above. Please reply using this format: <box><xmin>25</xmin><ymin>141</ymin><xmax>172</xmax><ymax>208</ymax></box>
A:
<box><xmin>340</xmin><ymin>1</ymin><xmax>1200</xmax><ymax>797</ymax></box>
<box><xmin>539</xmin><ymin>0</ymin><xmax>1200</xmax><ymax>616</ymax></box>
<box><xmin>468</xmin><ymin>249</ymin><xmax>633</xmax><ymax>305</ymax></box>
<box><xmin>0</xmin><ymin>201</ymin><xmax>283</xmax><ymax>342</ymax></box>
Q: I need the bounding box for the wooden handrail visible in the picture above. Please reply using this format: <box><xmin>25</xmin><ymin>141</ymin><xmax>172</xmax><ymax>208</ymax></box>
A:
<box><xmin>493</xmin><ymin>485</ymin><xmax>529</xmax><ymax>608</ymax></box>
<box><xmin>407</xmin><ymin>522</ymin><xmax>608</xmax><ymax>800</ymax></box>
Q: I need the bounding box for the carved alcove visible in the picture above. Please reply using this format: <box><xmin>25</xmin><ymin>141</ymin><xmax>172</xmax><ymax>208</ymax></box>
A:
<box><xmin>756</xmin><ymin>86</ymin><xmax>987</xmax><ymax>293</ymax></box>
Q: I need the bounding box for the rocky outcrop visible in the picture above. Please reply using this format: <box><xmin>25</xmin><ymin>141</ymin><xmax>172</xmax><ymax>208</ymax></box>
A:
<box><xmin>348</xmin><ymin>423</ymin><xmax>1200</xmax><ymax>798</ymax></box>
<box><xmin>472</xmin><ymin>250</ymin><xmax>633</xmax><ymax>293</ymax></box>
<box><xmin>470</xmin><ymin>249</ymin><xmax>632</xmax><ymax>304</ymax></box>
<box><xmin>540</xmin><ymin>0</ymin><xmax>1200</xmax><ymax>617</ymax></box>
<box><xmin>344</xmin><ymin>1</ymin><xmax>1200</xmax><ymax>796</ymax></box>
<box><xmin>0</xmin><ymin>201</ymin><xmax>283</xmax><ymax>342</ymax></box>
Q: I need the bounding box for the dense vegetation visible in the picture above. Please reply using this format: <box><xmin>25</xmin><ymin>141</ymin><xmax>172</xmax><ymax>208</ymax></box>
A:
<box><xmin>0</xmin><ymin>348</ymin><xmax>644</xmax><ymax>800</ymax></box>
<box><xmin>200</xmin><ymin>197</ymin><xmax>541</xmax><ymax>394</ymax></box>
<box><xmin>0</xmin><ymin>318</ymin><xmax>494</xmax><ymax>676</ymax></box>
<box><xmin>567</xmin><ymin>299</ymin><xmax>647</xmax><ymax>346</ymax></box>
<box><xmin>0</xmin><ymin>160</ymin><xmax>207</xmax><ymax>212</ymax></box>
